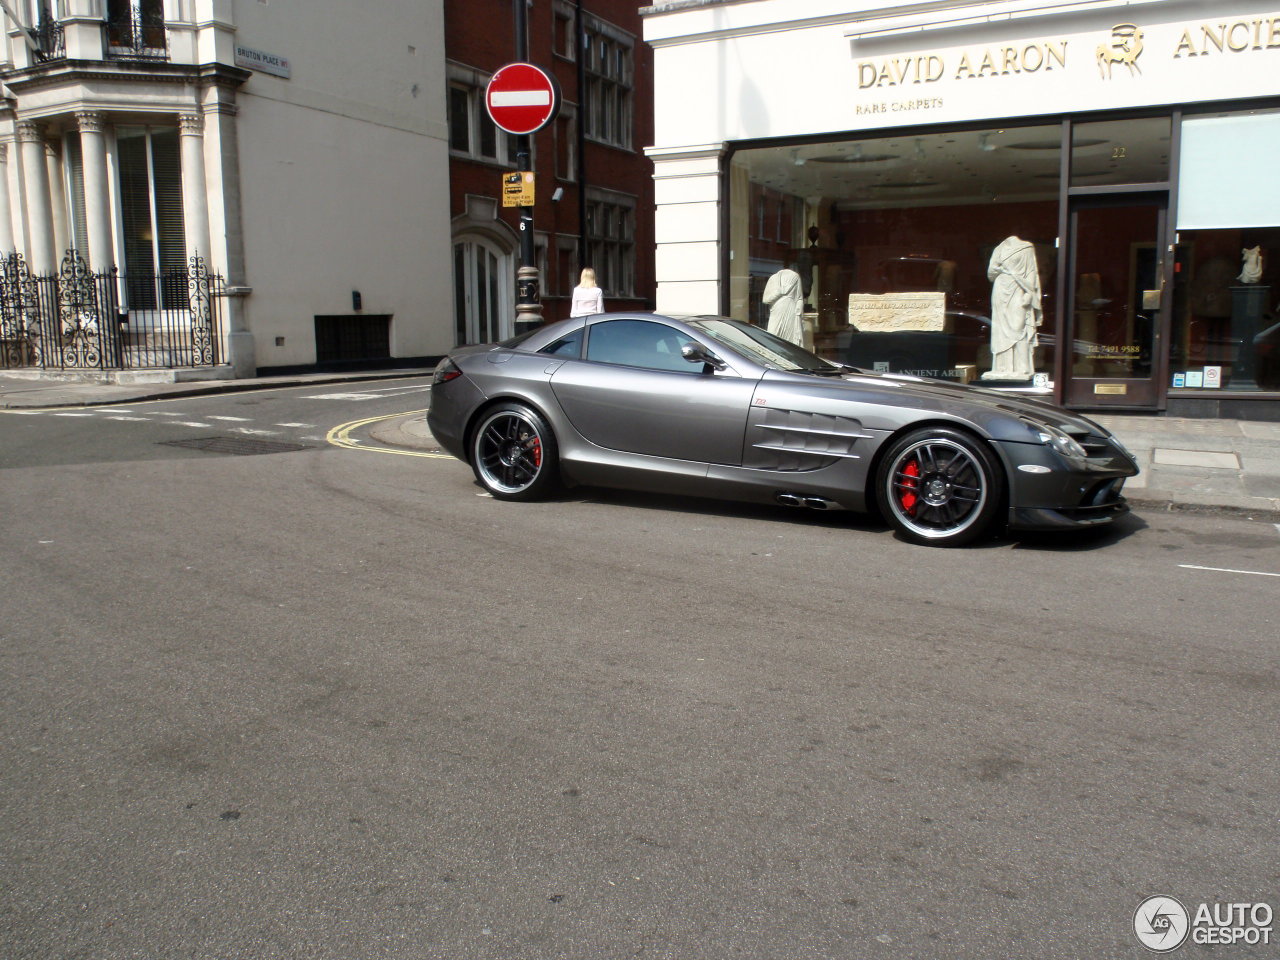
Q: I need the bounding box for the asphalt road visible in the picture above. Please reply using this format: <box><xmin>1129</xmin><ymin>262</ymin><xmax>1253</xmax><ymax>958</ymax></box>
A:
<box><xmin>2</xmin><ymin>378</ymin><xmax>1278</xmax><ymax>959</ymax></box>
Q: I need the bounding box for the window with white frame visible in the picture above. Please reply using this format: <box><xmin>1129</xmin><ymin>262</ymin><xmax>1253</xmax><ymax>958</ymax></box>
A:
<box><xmin>447</xmin><ymin>64</ymin><xmax>519</xmax><ymax>166</ymax></box>
<box><xmin>116</xmin><ymin>125</ymin><xmax>187</xmax><ymax>309</ymax></box>
<box><xmin>581</xmin><ymin>15</ymin><xmax>633</xmax><ymax>150</ymax></box>
<box><xmin>584</xmin><ymin>189</ymin><xmax>635</xmax><ymax>298</ymax></box>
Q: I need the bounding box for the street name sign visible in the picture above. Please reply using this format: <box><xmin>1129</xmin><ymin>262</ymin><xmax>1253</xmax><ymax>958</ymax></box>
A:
<box><xmin>485</xmin><ymin>62</ymin><xmax>561</xmax><ymax>135</ymax></box>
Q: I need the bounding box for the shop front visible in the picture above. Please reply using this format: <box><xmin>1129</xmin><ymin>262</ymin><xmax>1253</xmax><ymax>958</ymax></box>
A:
<box><xmin>642</xmin><ymin>0</ymin><xmax>1280</xmax><ymax>417</ymax></box>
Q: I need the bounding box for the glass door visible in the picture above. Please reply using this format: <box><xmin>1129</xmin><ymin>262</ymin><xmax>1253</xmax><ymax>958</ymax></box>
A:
<box><xmin>1065</xmin><ymin>194</ymin><xmax>1168</xmax><ymax>408</ymax></box>
<box><xmin>452</xmin><ymin>237</ymin><xmax>512</xmax><ymax>345</ymax></box>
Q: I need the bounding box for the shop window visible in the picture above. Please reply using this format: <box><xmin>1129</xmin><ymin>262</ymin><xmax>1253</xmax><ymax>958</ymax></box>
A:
<box><xmin>1172</xmin><ymin>110</ymin><xmax>1280</xmax><ymax>392</ymax></box>
<box><xmin>730</xmin><ymin>126</ymin><xmax>1061</xmax><ymax>386</ymax></box>
<box><xmin>1070</xmin><ymin>117</ymin><xmax>1170</xmax><ymax>188</ymax></box>
<box><xmin>1170</xmin><ymin>227</ymin><xmax>1280</xmax><ymax>391</ymax></box>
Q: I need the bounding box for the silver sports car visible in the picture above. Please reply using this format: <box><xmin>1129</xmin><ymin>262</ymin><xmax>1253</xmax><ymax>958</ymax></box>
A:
<box><xmin>428</xmin><ymin>313</ymin><xmax>1139</xmax><ymax>546</ymax></box>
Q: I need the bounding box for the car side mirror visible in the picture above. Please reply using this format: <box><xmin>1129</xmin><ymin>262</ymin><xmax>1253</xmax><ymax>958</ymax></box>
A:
<box><xmin>681</xmin><ymin>342</ymin><xmax>726</xmax><ymax>371</ymax></box>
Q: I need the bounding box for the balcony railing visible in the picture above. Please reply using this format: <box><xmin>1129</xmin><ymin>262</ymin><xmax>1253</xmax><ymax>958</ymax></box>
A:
<box><xmin>104</xmin><ymin>9</ymin><xmax>168</xmax><ymax>61</ymax></box>
<box><xmin>32</xmin><ymin>18</ymin><xmax>65</xmax><ymax>62</ymax></box>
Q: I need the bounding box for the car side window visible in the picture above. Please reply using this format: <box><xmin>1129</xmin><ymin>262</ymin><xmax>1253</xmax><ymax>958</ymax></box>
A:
<box><xmin>540</xmin><ymin>329</ymin><xmax>584</xmax><ymax>358</ymax></box>
<box><xmin>585</xmin><ymin>319</ymin><xmax>695</xmax><ymax>373</ymax></box>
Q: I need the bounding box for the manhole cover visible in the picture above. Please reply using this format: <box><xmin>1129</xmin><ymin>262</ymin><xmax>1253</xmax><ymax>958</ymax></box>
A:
<box><xmin>160</xmin><ymin>436</ymin><xmax>311</xmax><ymax>456</ymax></box>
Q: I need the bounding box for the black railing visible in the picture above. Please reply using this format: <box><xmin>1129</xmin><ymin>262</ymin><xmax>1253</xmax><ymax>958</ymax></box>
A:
<box><xmin>104</xmin><ymin>9</ymin><xmax>167</xmax><ymax>61</ymax></box>
<box><xmin>0</xmin><ymin>251</ymin><xmax>225</xmax><ymax>372</ymax></box>
<box><xmin>33</xmin><ymin>19</ymin><xmax>66</xmax><ymax>62</ymax></box>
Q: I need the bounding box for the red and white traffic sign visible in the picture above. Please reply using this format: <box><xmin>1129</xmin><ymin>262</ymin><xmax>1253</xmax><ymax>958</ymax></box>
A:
<box><xmin>485</xmin><ymin>62</ymin><xmax>561</xmax><ymax>136</ymax></box>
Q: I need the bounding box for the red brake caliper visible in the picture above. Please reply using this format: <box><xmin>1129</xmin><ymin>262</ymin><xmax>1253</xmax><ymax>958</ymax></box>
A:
<box><xmin>530</xmin><ymin>436</ymin><xmax>542</xmax><ymax>468</ymax></box>
<box><xmin>900</xmin><ymin>459</ymin><xmax>920</xmax><ymax>515</ymax></box>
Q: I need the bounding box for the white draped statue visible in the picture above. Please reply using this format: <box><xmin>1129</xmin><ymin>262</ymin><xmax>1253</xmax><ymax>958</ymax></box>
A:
<box><xmin>763</xmin><ymin>267</ymin><xmax>804</xmax><ymax>346</ymax></box>
<box><xmin>982</xmin><ymin>236</ymin><xmax>1042</xmax><ymax>381</ymax></box>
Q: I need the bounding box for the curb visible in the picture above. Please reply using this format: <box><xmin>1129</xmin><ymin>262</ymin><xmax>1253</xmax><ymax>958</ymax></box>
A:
<box><xmin>0</xmin><ymin>368</ymin><xmax>436</xmax><ymax>410</ymax></box>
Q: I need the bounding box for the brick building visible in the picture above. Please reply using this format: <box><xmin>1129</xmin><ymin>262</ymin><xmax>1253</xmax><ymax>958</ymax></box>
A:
<box><xmin>445</xmin><ymin>0</ymin><xmax>654</xmax><ymax>344</ymax></box>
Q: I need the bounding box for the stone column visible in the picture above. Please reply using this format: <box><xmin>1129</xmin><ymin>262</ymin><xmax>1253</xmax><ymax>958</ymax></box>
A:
<box><xmin>76</xmin><ymin>111</ymin><xmax>113</xmax><ymax>271</ymax></box>
<box><xmin>17</xmin><ymin>121</ymin><xmax>55</xmax><ymax>273</ymax></box>
<box><xmin>199</xmin><ymin>94</ymin><xmax>255</xmax><ymax>377</ymax></box>
<box><xmin>178</xmin><ymin>113</ymin><xmax>210</xmax><ymax>262</ymax></box>
<box><xmin>0</xmin><ymin>144</ymin><xmax>14</xmax><ymax>253</ymax></box>
<box><xmin>45</xmin><ymin>140</ymin><xmax>69</xmax><ymax>259</ymax></box>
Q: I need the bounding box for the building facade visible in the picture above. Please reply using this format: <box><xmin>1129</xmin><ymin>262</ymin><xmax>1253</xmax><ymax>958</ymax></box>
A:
<box><xmin>1</xmin><ymin>0</ymin><xmax>452</xmax><ymax>377</ymax></box>
<box><xmin>445</xmin><ymin>0</ymin><xmax>655</xmax><ymax>344</ymax></box>
<box><xmin>642</xmin><ymin>0</ymin><xmax>1280</xmax><ymax>418</ymax></box>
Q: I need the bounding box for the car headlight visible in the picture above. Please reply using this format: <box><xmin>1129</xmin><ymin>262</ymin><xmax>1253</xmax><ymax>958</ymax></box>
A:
<box><xmin>1024</xmin><ymin>418</ymin><xmax>1087</xmax><ymax>460</ymax></box>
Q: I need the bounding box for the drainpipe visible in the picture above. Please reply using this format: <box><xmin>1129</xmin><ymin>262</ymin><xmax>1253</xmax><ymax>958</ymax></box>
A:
<box><xmin>575</xmin><ymin>0</ymin><xmax>587</xmax><ymax>275</ymax></box>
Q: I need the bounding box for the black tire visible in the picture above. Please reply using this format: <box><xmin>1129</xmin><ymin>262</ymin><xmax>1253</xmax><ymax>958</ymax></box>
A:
<box><xmin>875</xmin><ymin>426</ymin><xmax>1003</xmax><ymax>546</ymax></box>
<box><xmin>469</xmin><ymin>402</ymin><xmax>560</xmax><ymax>501</ymax></box>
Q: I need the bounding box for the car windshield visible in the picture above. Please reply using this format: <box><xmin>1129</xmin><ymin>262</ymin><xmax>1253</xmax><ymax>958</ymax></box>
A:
<box><xmin>687</xmin><ymin>317</ymin><xmax>842</xmax><ymax>374</ymax></box>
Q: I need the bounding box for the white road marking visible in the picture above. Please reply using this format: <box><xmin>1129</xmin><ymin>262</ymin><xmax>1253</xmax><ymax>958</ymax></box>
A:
<box><xmin>275</xmin><ymin>422</ymin><xmax>315</xmax><ymax>428</ymax></box>
<box><xmin>233</xmin><ymin>427</ymin><xmax>280</xmax><ymax>436</ymax></box>
<box><xmin>304</xmin><ymin>392</ymin><xmax>385</xmax><ymax>401</ymax></box>
<box><xmin>207</xmin><ymin>415</ymin><xmax>252</xmax><ymax>422</ymax></box>
<box><xmin>175</xmin><ymin>421</ymin><xmax>213</xmax><ymax>428</ymax></box>
<box><xmin>1180</xmin><ymin>564</ymin><xmax>1280</xmax><ymax>579</ymax></box>
<box><xmin>6</xmin><ymin>410</ymin><xmax>46</xmax><ymax>415</ymax></box>
<box><xmin>52</xmin><ymin>412</ymin><xmax>94</xmax><ymax>417</ymax></box>
<box><xmin>106</xmin><ymin>415</ymin><xmax>149</xmax><ymax>422</ymax></box>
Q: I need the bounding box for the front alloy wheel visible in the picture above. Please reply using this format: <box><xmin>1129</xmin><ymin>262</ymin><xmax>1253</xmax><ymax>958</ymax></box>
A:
<box><xmin>470</xmin><ymin>402</ymin><xmax>560</xmax><ymax>501</ymax></box>
<box><xmin>876</xmin><ymin>427</ymin><xmax>1003</xmax><ymax>546</ymax></box>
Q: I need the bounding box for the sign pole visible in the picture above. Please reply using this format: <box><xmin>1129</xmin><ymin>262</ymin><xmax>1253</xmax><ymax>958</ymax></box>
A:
<box><xmin>513</xmin><ymin>0</ymin><xmax>541</xmax><ymax>333</ymax></box>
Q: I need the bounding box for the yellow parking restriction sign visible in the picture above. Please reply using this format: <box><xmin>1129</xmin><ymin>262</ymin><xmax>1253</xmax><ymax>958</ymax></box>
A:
<box><xmin>502</xmin><ymin>171</ymin><xmax>535</xmax><ymax>208</ymax></box>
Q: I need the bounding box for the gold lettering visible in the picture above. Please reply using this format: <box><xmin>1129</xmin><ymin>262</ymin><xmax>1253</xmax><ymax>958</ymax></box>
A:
<box><xmin>1023</xmin><ymin>44</ymin><xmax>1044</xmax><ymax>72</ymax></box>
<box><xmin>1174</xmin><ymin>28</ymin><xmax>1196</xmax><ymax>58</ymax></box>
<box><xmin>924</xmin><ymin>55</ymin><xmax>945</xmax><ymax>82</ymax></box>
<box><xmin>877</xmin><ymin>62</ymin><xmax>894</xmax><ymax>86</ymax></box>
<box><xmin>1002</xmin><ymin>47</ymin><xmax>1019</xmax><ymax>74</ymax></box>
<box><xmin>955</xmin><ymin>53</ymin><xmax>975</xmax><ymax>79</ymax></box>
<box><xmin>1228</xmin><ymin>21</ymin><xmax>1251</xmax><ymax>50</ymax></box>
<box><xmin>977</xmin><ymin>50</ymin><xmax>999</xmax><ymax>77</ymax></box>
<box><xmin>1045</xmin><ymin>41</ymin><xmax>1067</xmax><ymax>69</ymax></box>
<box><xmin>1269</xmin><ymin>17</ymin><xmax>1280</xmax><ymax>48</ymax></box>
<box><xmin>1201</xmin><ymin>23</ymin><xmax>1226</xmax><ymax>53</ymax></box>
<box><xmin>858</xmin><ymin>63</ymin><xmax>878</xmax><ymax>88</ymax></box>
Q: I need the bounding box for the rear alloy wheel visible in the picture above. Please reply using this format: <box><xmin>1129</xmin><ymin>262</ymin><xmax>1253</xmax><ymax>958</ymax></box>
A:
<box><xmin>876</xmin><ymin>427</ymin><xmax>1003</xmax><ymax>546</ymax></box>
<box><xmin>470</xmin><ymin>402</ymin><xmax>560</xmax><ymax>501</ymax></box>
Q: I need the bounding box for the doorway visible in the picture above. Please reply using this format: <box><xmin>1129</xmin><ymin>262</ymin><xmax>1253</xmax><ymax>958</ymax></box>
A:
<box><xmin>452</xmin><ymin>236</ymin><xmax>513</xmax><ymax>345</ymax></box>
<box><xmin>1064</xmin><ymin>194</ymin><xmax>1169</xmax><ymax>408</ymax></box>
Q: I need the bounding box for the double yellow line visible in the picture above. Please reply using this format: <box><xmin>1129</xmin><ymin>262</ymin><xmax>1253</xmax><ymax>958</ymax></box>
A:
<box><xmin>325</xmin><ymin>408</ymin><xmax>454</xmax><ymax>460</ymax></box>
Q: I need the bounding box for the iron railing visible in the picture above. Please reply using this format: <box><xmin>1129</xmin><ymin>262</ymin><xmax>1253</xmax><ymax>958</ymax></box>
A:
<box><xmin>32</xmin><ymin>18</ymin><xmax>66</xmax><ymax>62</ymax></box>
<box><xmin>0</xmin><ymin>251</ymin><xmax>225</xmax><ymax>372</ymax></box>
<box><xmin>104</xmin><ymin>8</ymin><xmax>167</xmax><ymax>61</ymax></box>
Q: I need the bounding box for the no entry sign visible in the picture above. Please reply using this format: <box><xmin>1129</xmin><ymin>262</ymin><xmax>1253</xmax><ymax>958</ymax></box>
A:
<box><xmin>485</xmin><ymin>62</ymin><xmax>561</xmax><ymax>136</ymax></box>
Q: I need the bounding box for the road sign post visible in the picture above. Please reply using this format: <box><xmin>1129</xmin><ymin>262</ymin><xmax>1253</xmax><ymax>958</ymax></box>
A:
<box><xmin>486</xmin><ymin>52</ymin><xmax>560</xmax><ymax>334</ymax></box>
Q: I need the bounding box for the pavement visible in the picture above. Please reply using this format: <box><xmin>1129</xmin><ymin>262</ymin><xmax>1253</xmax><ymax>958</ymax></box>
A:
<box><xmin>4</xmin><ymin>367</ymin><xmax>1280</xmax><ymax>520</ymax></box>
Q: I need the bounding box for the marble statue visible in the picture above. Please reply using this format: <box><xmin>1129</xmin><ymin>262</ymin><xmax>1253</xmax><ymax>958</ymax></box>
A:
<box><xmin>981</xmin><ymin>235</ymin><xmax>1042</xmax><ymax>382</ymax></box>
<box><xmin>1238</xmin><ymin>246</ymin><xmax>1263</xmax><ymax>284</ymax></box>
<box><xmin>763</xmin><ymin>266</ymin><xmax>805</xmax><ymax>345</ymax></box>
